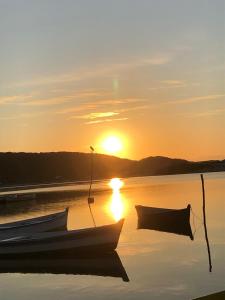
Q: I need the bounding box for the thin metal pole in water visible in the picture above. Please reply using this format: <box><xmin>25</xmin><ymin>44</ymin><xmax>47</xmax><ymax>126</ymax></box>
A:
<box><xmin>88</xmin><ymin>146</ymin><xmax>96</xmax><ymax>227</ymax></box>
<box><xmin>200</xmin><ymin>174</ymin><xmax>212</xmax><ymax>272</ymax></box>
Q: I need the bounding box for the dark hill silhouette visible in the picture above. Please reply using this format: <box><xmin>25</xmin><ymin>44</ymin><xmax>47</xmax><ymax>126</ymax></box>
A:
<box><xmin>0</xmin><ymin>152</ymin><xmax>224</xmax><ymax>186</ymax></box>
<box><xmin>135</xmin><ymin>156</ymin><xmax>225</xmax><ymax>175</ymax></box>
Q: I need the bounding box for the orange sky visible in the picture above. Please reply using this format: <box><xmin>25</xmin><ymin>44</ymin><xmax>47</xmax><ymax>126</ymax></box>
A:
<box><xmin>0</xmin><ymin>1</ymin><xmax>224</xmax><ymax>161</ymax></box>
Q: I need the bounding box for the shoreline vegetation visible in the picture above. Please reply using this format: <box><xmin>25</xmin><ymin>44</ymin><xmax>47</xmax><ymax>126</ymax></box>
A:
<box><xmin>0</xmin><ymin>152</ymin><xmax>225</xmax><ymax>187</ymax></box>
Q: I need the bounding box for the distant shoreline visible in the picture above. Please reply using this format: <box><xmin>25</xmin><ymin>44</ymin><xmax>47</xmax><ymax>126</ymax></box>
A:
<box><xmin>0</xmin><ymin>171</ymin><xmax>224</xmax><ymax>198</ymax></box>
<box><xmin>0</xmin><ymin>152</ymin><xmax>225</xmax><ymax>188</ymax></box>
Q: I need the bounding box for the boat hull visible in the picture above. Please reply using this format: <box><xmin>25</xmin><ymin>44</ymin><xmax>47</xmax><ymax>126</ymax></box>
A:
<box><xmin>135</xmin><ymin>205</ymin><xmax>193</xmax><ymax>240</ymax></box>
<box><xmin>0</xmin><ymin>209</ymin><xmax>68</xmax><ymax>239</ymax></box>
<box><xmin>0</xmin><ymin>219</ymin><xmax>124</xmax><ymax>257</ymax></box>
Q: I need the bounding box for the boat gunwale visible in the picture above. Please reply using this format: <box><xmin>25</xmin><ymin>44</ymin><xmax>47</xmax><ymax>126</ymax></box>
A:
<box><xmin>0</xmin><ymin>209</ymin><xmax>68</xmax><ymax>230</ymax></box>
<box><xmin>135</xmin><ymin>205</ymin><xmax>191</xmax><ymax>215</ymax></box>
<box><xmin>0</xmin><ymin>218</ymin><xmax>125</xmax><ymax>246</ymax></box>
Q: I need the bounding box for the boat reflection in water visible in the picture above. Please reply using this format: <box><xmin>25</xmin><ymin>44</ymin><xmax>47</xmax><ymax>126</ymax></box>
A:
<box><xmin>0</xmin><ymin>251</ymin><xmax>129</xmax><ymax>282</ymax></box>
<box><xmin>135</xmin><ymin>205</ymin><xmax>194</xmax><ymax>240</ymax></box>
<box><xmin>108</xmin><ymin>178</ymin><xmax>126</xmax><ymax>222</ymax></box>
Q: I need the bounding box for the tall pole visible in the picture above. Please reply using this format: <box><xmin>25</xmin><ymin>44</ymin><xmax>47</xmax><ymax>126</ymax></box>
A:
<box><xmin>88</xmin><ymin>146</ymin><xmax>96</xmax><ymax>227</ymax></box>
<box><xmin>200</xmin><ymin>174</ymin><xmax>212</xmax><ymax>272</ymax></box>
<box><xmin>88</xmin><ymin>146</ymin><xmax>94</xmax><ymax>199</ymax></box>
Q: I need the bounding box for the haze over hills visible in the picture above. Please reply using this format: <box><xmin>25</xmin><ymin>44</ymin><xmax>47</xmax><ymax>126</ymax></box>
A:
<box><xmin>0</xmin><ymin>152</ymin><xmax>224</xmax><ymax>186</ymax></box>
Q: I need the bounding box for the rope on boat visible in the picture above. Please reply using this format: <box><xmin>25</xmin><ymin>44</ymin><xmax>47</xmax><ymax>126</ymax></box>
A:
<box><xmin>88</xmin><ymin>202</ymin><xmax>96</xmax><ymax>227</ymax></box>
<box><xmin>190</xmin><ymin>206</ymin><xmax>203</xmax><ymax>238</ymax></box>
<box><xmin>190</xmin><ymin>206</ymin><xmax>203</xmax><ymax>224</ymax></box>
<box><xmin>191</xmin><ymin>207</ymin><xmax>197</xmax><ymax>236</ymax></box>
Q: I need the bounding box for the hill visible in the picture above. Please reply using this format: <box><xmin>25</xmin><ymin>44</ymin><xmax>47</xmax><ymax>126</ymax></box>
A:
<box><xmin>0</xmin><ymin>152</ymin><xmax>224</xmax><ymax>186</ymax></box>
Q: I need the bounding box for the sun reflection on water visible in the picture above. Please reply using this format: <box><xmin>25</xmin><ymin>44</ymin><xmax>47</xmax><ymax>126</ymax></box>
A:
<box><xmin>108</xmin><ymin>178</ymin><xmax>126</xmax><ymax>221</ymax></box>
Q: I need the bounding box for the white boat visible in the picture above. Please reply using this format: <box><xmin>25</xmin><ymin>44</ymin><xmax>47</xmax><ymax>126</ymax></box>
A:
<box><xmin>0</xmin><ymin>209</ymin><xmax>68</xmax><ymax>239</ymax></box>
<box><xmin>0</xmin><ymin>219</ymin><xmax>124</xmax><ymax>257</ymax></box>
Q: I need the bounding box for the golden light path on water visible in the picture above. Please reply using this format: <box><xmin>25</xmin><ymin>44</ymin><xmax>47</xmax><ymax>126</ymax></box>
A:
<box><xmin>108</xmin><ymin>178</ymin><xmax>126</xmax><ymax>222</ymax></box>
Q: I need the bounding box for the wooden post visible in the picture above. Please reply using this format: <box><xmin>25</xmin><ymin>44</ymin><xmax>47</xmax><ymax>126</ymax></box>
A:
<box><xmin>200</xmin><ymin>174</ymin><xmax>212</xmax><ymax>272</ymax></box>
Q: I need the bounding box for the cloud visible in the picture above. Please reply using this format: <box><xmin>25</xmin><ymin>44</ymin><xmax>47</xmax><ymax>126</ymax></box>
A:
<box><xmin>119</xmin><ymin>104</ymin><xmax>151</xmax><ymax>113</ymax></box>
<box><xmin>189</xmin><ymin>108</ymin><xmax>225</xmax><ymax>118</ymax></box>
<box><xmin>21</xmin><ymin>96</ymin><xmax>72</xmax><ymax>106</ymax></box>
<box><xmin>137</xmin><ymin>55</ymin><xmax>171</xmax><ymax>66</ymax></box>
<box><xmin>148</xmin><ymin>80</ymin><xmax>187</xmax><ymax>91</ymax></box>
<box><xmin>86</xmin><ymin>117</ymin><xmax>128</xmax><ymax>124</ymax></box>
<box><xmin>20</xmin><ymin>90</ymin><xmax>110</xmax><ymax>107</ymax></box>
<box><xmin>93</xmin><ymin>98</ymin><xmax>144</xmax><ymax>106</ymax></box>
<box><xmin>148</xmin><ymin>80</ymin><xmax>202</xmax><ymax>91</ymax></box>
<box><xmin>204</xmin><ymin>64</ymin><xmax>225</xmax><ymax>73</ymax></box>
<box><xmin>67</xmin><ymin>101</ymin><xmax>150</xmax><ymax>124</ymax></box>
<box><xmin>0</xmin><ymin>89</ymin><xmax>110</xmax><ymax>108</ymax></box>
<box><xmin>0</xmin><ymin>111</ymin><xmax>47</xmax><ymax>121</ymax></box>
<box><xmin>74</xmin><ymin>111</ymin><xmax>120</xmax><ymax>120</ymax></box>
<box><xmin>56</xmin><ymin>103</ymin><xmax>97</xmax><ymax>114</ymax></box>
<box><xmin>56</xmin><ymin>97</ymin><xmax>146</xmax><ymax>115</ymax></box>
<box><xmin>0</xmin><ymin>95</ymin><xmax>32</xmax><ymax>105</ymax></box>
<box><xmin>10</xmin><ymin>54</ymin><xmax>172</xmax><ymax>89</ymax></box>
<box><xmin>161</xmin><ymin>80</ymin><xmax>185</xmax><ymax>85</ymax></box>
<box><xmin>168</xmin><ymin>94</ymin><xmax>225</xmax><ymax>105</ymax></box>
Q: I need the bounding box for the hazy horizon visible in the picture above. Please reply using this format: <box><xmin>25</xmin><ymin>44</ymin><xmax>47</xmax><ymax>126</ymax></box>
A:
<box><xmin>1</xmin><ymin>150</ymin><xmax>224</xmax><ymax>163</ymax></box>
<box><xmin>0</xmin><ymin>0</ymin><xmax>224</xmax><ymax>161</ymax></box>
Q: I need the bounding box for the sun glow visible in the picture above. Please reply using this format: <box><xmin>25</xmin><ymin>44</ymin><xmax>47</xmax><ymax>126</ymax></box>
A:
<box><xmin>101</xmin><ymin>135</ymin><xmax>123</xmax><ymax>155</ymax></box>
<box><xmin>108</xmin><ymin>178</ymin><xmax>125</xmax><ymax>221</ymax></box>
<box><xmin>109</xmin><ymin>178</ymin><xmax>124</xmax><ymax>190</ymax></box>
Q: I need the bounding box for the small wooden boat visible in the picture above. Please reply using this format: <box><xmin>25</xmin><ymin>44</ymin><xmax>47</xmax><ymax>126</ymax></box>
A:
<box><xmin>0</xmin><ymin>209</ymin><xmax>68</xmax><ymax>239</ymax></box>
<box><xmin>0</xmin><ymin>251</ymin><xmax>129</xmax><ymax>282</ymax></box>
<box><xmin>135</xmin><ymin>204</ymin><xmax>193</xmax><ymax>240</ymax></box>
<box><xmin>0</xmin><ymin>218</ymin><xmax>124</xmax><ymax>257</ymax></box>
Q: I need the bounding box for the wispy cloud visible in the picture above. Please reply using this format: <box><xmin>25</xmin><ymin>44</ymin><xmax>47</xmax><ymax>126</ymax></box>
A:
<box><xmin>0</xmin><ymin>89</ymin><xmax>110</xmax><ymax>108</ymax></box>
<box><xmin>56</xmin><ymin>103</ymin><xmax>97</xmax><ymax>114</ymax></box>
<box><xmin>0</xmin><ymin>111</ymin><xmax>47</xmax><ymax>121</ymax></box>
<box><xmin>139</xmin><ymin>56</ymin><xmax>171</xmax><ymax>66</ymax></box>
<box><xmin>68</xmin><ymin>102</ymin><xmax>150</xmax><ymax>124</ymax></box>
<box><xmin>119</xmin><ymin>104</ymin><xmax>151</xmax><ymax>113</ymax></box>
<box><xmin>56</xmin><ymin>97</ymin><xmax>146</xmax><ymax>115</ymax></box>
<box><xmin>20</xmin><ymin>90</ymin><xmax>110</xmax><ymax>107</ymax></box>
<box><xmin>86</xmin><ymin>117</ymin><xmax>128</xmax><ymax>124</ymax></box>
<box><xmin>92</xmin><ymin>98</ymin><xmax>145</xmax><ymax>106</ymax></box>
<box><xmin>10</xmin><ymin>54</ymin><xmax>172</xmax><ymax>89</ymax></box>
<box><xmin>188</xmin><ymin>108</ymin><xmax>225</xmax><ymax>118</ymax></box>
<box><xmin>0</xmin><ymin>95</ymin><xmax>32</xmax><ymax>105</ymax></box>
<box><xmin>161</xmin><ymin>80</ymin><xmax>185</xmax><ymax>85</ymax></box>
<box><xmin>167</xmin><ymin>94</ymin><xmax>225</xmax><ymax>105</ymax></box>
<box><xmin>148</xmin><ymin>81</ymin><xmax>187</xmax><ymax>91</ymax></box>
<box><xmin>21</xmin><ymin>96</ymin><xmax>72</xmax><ymax>106</ymax></box>
<box><xmin>204</xmin><ymin>64</ymin><xmax>225</xmax><ymax>73</ymax></box>
<box><xmin>73</xmin><ymin>111</ymin><xmax>120</xmax><ymax>120</ymax></box>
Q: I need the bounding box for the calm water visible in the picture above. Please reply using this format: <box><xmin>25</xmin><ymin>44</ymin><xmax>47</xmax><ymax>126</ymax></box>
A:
<box><xmin>0</xmin><ymin>172</ymin><xmax>224</xmax><ymax>300</ymax></box>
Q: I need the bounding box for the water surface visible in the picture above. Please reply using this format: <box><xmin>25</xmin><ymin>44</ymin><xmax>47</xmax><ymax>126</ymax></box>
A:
<box><xmin>0</xmin><ymin>172</ymin><xmax>224</xmax><ymax>300</ymax></box>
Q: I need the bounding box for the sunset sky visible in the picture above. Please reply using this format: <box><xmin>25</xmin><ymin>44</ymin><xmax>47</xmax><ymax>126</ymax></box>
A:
<box><xmin>0</xmin><ymin>0</ymin><xmax>224</xmax><ymax>160</ymax></box>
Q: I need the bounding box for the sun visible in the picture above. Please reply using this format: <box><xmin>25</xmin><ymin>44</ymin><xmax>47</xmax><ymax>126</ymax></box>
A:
<box><xmin>101</xmin><ymin>135</ymin><xmax>123</xmax><ymax>155</ymax></box>
<box><xmin>109</xmin><ymin>178</ymin><xmax>124</xmax><ymax>190</ymax></box>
